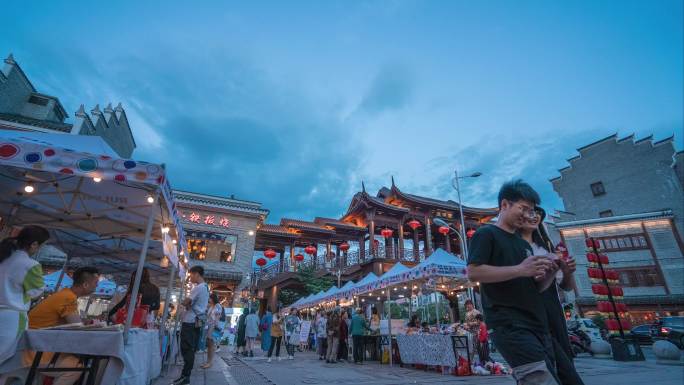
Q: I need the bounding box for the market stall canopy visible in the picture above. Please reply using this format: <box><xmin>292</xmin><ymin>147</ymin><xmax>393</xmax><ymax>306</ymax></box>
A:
<box><xmin>0</xmin><ymin>132</ymin><xmax>186</xmax><ymax>285</ymax></box>
<box><xmin>43</xmin><ymin>269</ymin><xmax>72</xmax><ymax>291</ymax></box>
<box><xmin>409</xmin><ymin>248</ymin><xmax>467</xmax><ymax>280</ymax></box>
<box><xmin>331</xmin><ymin>279</ymin><xmax>356</xmax><ymax>301</ymax></box>
<box><xmin>374</xmin><ymin>262</ymin><xmax>411</xmax><ymax>289</ymax></box>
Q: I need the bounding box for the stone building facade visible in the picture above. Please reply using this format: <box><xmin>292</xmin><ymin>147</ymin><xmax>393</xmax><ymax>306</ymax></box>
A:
<box><xmin>173</xmin><ymin>190</ymin><xmax>269</xmax><ymax>306</ymax></box>
<box><xmin>550</xmin><ymin>134</ymin><xmax>684</xmax><ymax>323</ymax></box>
<box><xmin>0</xmin><ymin>54</ymin><xmax>136</xmax><ymax>158</ymax></box>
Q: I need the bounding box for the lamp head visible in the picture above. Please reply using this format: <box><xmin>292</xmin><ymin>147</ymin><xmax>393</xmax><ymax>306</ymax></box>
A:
<box><xmin>433</xmin><ymin>218</ymin><xmax>449</xmax><ymax>227</ymax></box>
<box><xmin>470</xmin><ymin>172</ymin><xmax>482</xmax><ymax>178</ymax></box>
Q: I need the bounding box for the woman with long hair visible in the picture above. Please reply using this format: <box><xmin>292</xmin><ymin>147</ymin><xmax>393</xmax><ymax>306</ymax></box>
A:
<box><xmin>108</xmin><ymin>268</ymin><xmax>160</xmax><ymax>323</ymax></box>
<box><xmin>201</xmin><ymin>293</ymin><xmax>224</xmax><ymax>368</ymax></box>
<box><xmin>519</xmin><ymin>207</ymin><xmax>584</xmax><ymax>385</ymax></box>
<box><xmin>0</xmin><ymin>225</ymin><xmax>50</xmax><ymax>364</ymax></box>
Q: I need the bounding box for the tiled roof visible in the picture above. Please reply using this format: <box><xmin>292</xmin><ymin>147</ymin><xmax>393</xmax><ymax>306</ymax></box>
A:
<box><xmin>189</xmin><ymin>260</ymin><xmax>243</xmax><ymax>281</ymax></box>
<box><xmin>280</xmin><ymin>218</ymin><xmax>336</xmax><ymax>233</ymax></box>
<box><xmin>173</xmin><ymin>190</ymin><xmax>269</xmax><ymax>216</ymax></box>
<box><xmin>258</xmin><ymin>224</ymin><xmax>298</xmax><ymax>237</ymax></box>
<box><xmin>388</xmin><ymin>186</ymin><xmax>498</xmax><ymax>215</ymax></box>
<box><xmin>313</xmin><ymin>217</ymin><xmax>365</xmax><ymax>230</ymax></box>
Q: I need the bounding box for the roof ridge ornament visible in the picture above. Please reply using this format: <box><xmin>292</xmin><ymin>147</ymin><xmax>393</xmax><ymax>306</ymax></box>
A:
<box><xmin>5</xmin><ymin>53</ymin><xmax>15</xmax><ymax>64</ymax></box>
<box><xmin>391</xmin><ymin>175</ymin><xmax>395</xmax><ymax>187</ymax></box>
<box><xmin>361</xmin><ymin>181</ymin><xmax>366</xmax><ymax>193</ymax></box>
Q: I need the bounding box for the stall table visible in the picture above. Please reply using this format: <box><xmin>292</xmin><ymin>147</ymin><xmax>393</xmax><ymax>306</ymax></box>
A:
<box><xmin>0</xmin><ymin>328</ymin><xmax>161</xmax><ymax>385</ymax></box>
<box><xmin>395</xmin><ymin>334</ymin><xmax>472</xmax><ymax>371</ymax></box>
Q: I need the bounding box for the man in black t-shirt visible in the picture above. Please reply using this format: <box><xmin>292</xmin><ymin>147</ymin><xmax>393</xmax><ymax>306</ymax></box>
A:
<box><xmin>467</xmin><ymin>180</ymin><xmax>558</xmax><ymax>385</ymax></box>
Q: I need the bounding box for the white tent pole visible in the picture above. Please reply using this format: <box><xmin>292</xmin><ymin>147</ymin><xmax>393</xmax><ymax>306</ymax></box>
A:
<box><xmin>123</xmin><ymin>189</ymin><xmax>160</xmax><ymax>345</ymax></box>
<box><xmin>170</xmin><ymin>276</ymin><xmax>186</xmax><ymax>366</ymax></box>
<box><xmin>387</xmin><ymin>288</ymin><xmax>392</xmax><ymax>367</ymax></box>
<box><xmin>54</xmin><ymin>253</ymin><xmax>71</xmax><ymax>292</ymax></box>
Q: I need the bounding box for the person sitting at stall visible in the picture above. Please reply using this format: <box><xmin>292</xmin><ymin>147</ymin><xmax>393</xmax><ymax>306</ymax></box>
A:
<box><xmin>26</xmin><ymin>266</ymin><xmax>99</xmax><ymax>385</ymax></box>
<box><xmin>108</xmin><ymin>268</ymin><xmax>160</xmax><ymax>323</ymax></box>
<box><xmin>420</xmin><ymin>322</ymin><xmax>430</xmax><ymax>333</ymax></box>
<box><xmin>406</xmin><ymin>314</ymin><xmax>421</xmax><ymax>334</ymax></box>
<box><xmin>0</xmin><ymin>225</ymin><xmax>50</xmax><ymax>365</ymax></box>
<box><xmin>475</xmin><ymin>313</ymin><xmax>492</xmax><ymax>364</ymax></box>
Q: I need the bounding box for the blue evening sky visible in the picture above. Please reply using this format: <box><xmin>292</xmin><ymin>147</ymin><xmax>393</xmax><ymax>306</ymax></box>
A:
<box><xmin>2</xmin><ymin>1</ymin><xmax>682</xmax><ymax>222</ymax></box>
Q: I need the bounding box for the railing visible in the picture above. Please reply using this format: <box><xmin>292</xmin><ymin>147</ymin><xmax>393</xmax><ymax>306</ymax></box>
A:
<box><xmin>255</xmin><ymin>247</ymin><xmax>430</xmax><ymax>281</ymax></box>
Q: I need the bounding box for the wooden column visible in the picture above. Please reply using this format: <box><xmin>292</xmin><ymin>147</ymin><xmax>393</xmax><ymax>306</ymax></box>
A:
<box><xmin>290</xmin><ymin>243</ymin><xmax>296</xmax><ymax>272</ymax></box>
<box><xmin>279</xmin><ymin>248</ymin><xmax>285</xmax><ymax>272</ymax></box>
<box><xmin>326</xmin><ymin>241</ymin><xmax>332</xmax><ymax>266</ymax></box>
<box><xmin>369</xmin><ymin>218</ymin><xmax>376</xmax><ymax>258</ymax></box>
<box><xmin>336</xmin><ymin>243</ymin><xmax>341</xmax><ymax>268</ymax></box>
<box><xmin>412</xmin><ymin>228</ymin><xmax>420</xmax><ymax>262</ymax></box>
<box><xmin>359</xmin><ymin>235</ymin><xmax>366</xmax><ymax>262</ymax></box>
<box><xmin>424</xmin><ymin>215</ymin><xmax>433</xmax><ymax>257</ymax></box>
<box><xmin>445</xmin><ymin>234</ymin><xmax>451</xmax><ymax>253</ymax></box>
<box><xmin>398</xmin><ymin>220</ymin><xmax>405</xmax><ymax>261</ymax></box>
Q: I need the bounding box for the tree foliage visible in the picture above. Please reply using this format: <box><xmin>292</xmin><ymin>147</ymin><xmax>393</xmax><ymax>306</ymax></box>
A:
<box><xmin>296</xmin><ymin>265</ymin><xmax>334</xmax><ymax>295</ymax></box>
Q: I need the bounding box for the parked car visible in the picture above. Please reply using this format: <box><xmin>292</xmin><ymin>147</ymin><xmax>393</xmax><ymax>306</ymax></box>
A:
<box><xmin>567</xmin><ymin>318</ymin><xmax>604</xmax><ymax>343</ymax></box>
<box><xmin>630</xmin><ymin>324</ymin><xmax>653</xmax><ymax>345</ymax></box>
<box><xmin>651</xmin><ymin>316</ymin><xmax>684</xmax><ymax>348</ymax></box>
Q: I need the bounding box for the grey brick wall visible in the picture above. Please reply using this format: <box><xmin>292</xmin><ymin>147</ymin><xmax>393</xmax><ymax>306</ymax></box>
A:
<box><xmin>552</xmin><ymin>136</ymin><xmax>684</xmax><ymax>241</ymax></box>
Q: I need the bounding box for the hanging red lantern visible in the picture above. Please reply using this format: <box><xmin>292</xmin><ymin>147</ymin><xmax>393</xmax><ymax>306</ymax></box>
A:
<box><xmin>294</xmin><ymin>253</ymin><xmax>304</xmax><ymax>262</ymax></box>
<box><xmin>256</xmin><ymin>258</ymin><xmax>267</xmax><ymax>267</ymax></box>
<box><xmin>407</xmin><ymin>219</ymin><xmax>421</xmax><ymax>230</ymax></box>
<box><xmin>438</xmin><ymin>226</ymin><xmax>449</xmax><ymax>235</ymax></box>
<box><xmin>339</xmin><ymin>242</ymin><xmax>350</xmax><ymax>252</ymax></box>
<box><xmin>466</xmin><ymin>228</ymin><xmax>476</xmax><ymax>239</ymax></box>
<box><xmin>264</xmin><ymin>249</ymin><xmax>277</xmax><ymax>259</ymax></box>
<box><xmin>304</xmin><ymin>245</ymin><xmax>316</xmax><ymax>255</ymax></box>
<box><xmin>380</xmin><ymin>228</ymin><xmax>393</xmax><ymax>238</ymax></box>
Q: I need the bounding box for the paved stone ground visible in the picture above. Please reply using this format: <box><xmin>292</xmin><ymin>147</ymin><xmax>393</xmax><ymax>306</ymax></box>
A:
<box><xmin>153</xmin><ymin>346</ymin><xmax>683</xmax><ymax>385</ymax></box>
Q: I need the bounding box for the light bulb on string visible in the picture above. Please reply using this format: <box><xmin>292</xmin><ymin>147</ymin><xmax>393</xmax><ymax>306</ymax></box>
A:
<box><xmin>24</xmin><ymin>183</ymin><xmax>34</xmax><ymax>193</ymax></box>
<box><xmin>93</xmin><ymin>177</ymin><xmax>102</xmax><ymax>183</ymax></box>
<box><xmin>147</xmin><ymin>195</ymin><xmax>155</xmax><ymax>204</ymax></box>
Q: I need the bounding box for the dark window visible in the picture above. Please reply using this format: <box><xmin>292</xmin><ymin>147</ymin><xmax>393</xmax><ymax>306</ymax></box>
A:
<box><xmin>591</xmin><ymin>182</ymin><xmax>606</xmax><ymax>197</ymax></box>
<box><xmin>28</xmin><ymin>95</ymin><xmax>49</xmax><ymax>106</ymax></box>
<box><xmin>596</xmin><ymin>234</ymin><xmax>649</xmax><ymax>251</ymax></box>
<box><xmin>53</xmin><ymin>107</ymin><xmax>65</xmax><ymax>122</ymax></box>
<box><xmin>616</xmin><ymin>267</ymin><xmax>664</xmax><ymax>287</ymax></box>
<box><xmin>599</xmin><ymin>210</ymin><xmax>613</xmax><ymax>217</ymax></box>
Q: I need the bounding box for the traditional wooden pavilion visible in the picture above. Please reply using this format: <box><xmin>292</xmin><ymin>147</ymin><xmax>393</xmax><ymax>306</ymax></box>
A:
<box><xmin>254</xmin><ymin>179</ymin><xmax>497</xmax><ymax>311</ymax></box>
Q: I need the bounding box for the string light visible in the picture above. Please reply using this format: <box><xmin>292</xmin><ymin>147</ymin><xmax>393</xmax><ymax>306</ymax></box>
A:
<box><xmin>172</xmin><ymin>239</ymin><xmax>177</xmax><ymax>244</ymax></box>
<box><xmin>93</xmin><ymin>177</ymin><xmax>102</xmax><ymax>183</ymax></box>
<box><xmin>146</xmin><ymin>195</ymin><xmax>155</xmax><ymax>203</ymax></box>
<box><xmin>161</xmin><ymin>226</ymin><xmax>170</xmax><ymax>233</ymax></box>
<box><xmin>248</xmin><ymin>230</ymin><xmax>255</xmax><ymax>236</ymax></box>
<box><xmin>24</xmin><ymin>183</ymin><xmax>34</xmax><ymax>193</ymax></box>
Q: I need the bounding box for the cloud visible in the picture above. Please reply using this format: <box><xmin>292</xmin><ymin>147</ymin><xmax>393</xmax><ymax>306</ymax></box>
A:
<box><xmin>353</xmin><ymin>65</ymin><xmax>414</xmax><ymax>116</ymax></box>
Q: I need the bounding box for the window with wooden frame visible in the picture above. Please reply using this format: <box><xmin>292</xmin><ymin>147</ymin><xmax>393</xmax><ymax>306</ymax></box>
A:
<box><xmin>616</xmin><ymin>266</ymin><xmax>664</xmax><ymax>287</ymax></box>
<box><xmin>596</xmin><ymin>234</ymin><xmax>649</xmax><ymax>252</ymax></box>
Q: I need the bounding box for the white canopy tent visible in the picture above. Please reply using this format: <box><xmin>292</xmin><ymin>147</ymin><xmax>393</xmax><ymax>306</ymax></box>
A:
<box><xmin>0</xmin><ymin>132</ymin><xmax>187</xmax><ymax>343</ymax></box>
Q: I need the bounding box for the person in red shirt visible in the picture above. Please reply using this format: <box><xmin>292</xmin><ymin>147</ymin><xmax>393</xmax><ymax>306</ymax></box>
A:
<box><xmin>475</xmin><ymin>314</ymin><xmax>491</xmax><ymax>364</ymax></box>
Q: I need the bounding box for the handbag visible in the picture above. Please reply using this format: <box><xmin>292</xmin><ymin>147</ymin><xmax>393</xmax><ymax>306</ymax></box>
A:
<box><xmin>113</xmin><ymin>294</ymin><xmax>150</xmax><ymax>328</ymax></box>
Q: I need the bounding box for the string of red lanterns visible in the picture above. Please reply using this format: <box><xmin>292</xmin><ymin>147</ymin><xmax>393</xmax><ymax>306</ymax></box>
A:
<box><xmin>264</xmin><ymin>249</ymin><xmax>277</xmax><ymax>259</ymax></box>
<box><xmin>304</xmin><ymin>245</ymin><xmax>317</xmax><ymax>255</ymax></box>
<box><xmin>380</xmin><ymin>228</ymin><xmax>393</xmax><ymax>238</ymax></box>
<box><xmin>339</xmin><ymin>242</ymin><xmax>350</xmax><ymax>252</ymax></box>
<box><xmin>255</xmin><ymin>257</ymin><xmax>267</xmax><ymax>266</ymax></box>
<box><xmin>294</xmin><ymin>253</ymin><xmax>304</xmax><ymax>262</ymax></box>
<box><xmin>438</xmin><ymin>226</ymin><xmax>450</xmax><ymax>235</ymax></box>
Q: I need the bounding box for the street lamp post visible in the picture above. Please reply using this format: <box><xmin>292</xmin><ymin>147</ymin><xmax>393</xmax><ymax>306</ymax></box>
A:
<box><xmin>450</xmin><ymin>169</ymin><xmax>482</xmax><ymax>303</ymax></box>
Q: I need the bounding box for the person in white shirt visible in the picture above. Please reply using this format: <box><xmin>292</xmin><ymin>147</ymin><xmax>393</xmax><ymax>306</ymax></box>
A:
<box><xmin>173</xmin><ymin>266</ymin><xmax>209</xmax><ymax>385</ymax></box>
<box><xmin>0</xmin><ymin>226</ymin><xmax>49</xmax><ymax>365</ymax></box>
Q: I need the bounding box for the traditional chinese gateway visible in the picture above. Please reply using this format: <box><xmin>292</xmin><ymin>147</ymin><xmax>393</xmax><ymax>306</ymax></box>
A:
<box><xmin>253</xmin><ymin>179</ymin><xmax>498</xmax><ymax>312</ymax></box>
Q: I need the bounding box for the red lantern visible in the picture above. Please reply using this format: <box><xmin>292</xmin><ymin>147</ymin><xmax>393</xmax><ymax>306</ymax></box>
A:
<box><xmin>438</xmin><ymin>226</ymin><xmax>449</xmax><ymax>235</ymax></box>
<box><xmin>304</xmin><ymin>245</ymin><xmax>316</xmax><ymax>255</ymax></box>
<box><xmin>592</xmin><ymin>284</ymin><xmax>609</xmax><ymax>296</ymax></box>
<box><xmin>407</xmin><ymin>219</ymin><xmax>421</xmax><ymax>230</ymax></box>
<box><xmin>599</xmin><ymin>254</ymin><xmax>609</xmax><ymax>265</ymax></box>
<box><xmin>466</xmin><ymin>229</ymin><xmax>476</xmax><ymax>239</ymax></box>
<box><xmin>610</xmin><ymin>286</ymin><xmax>624</xmax><ymax>297</ymax></box>
<box><xmin>339</xmin><ymin>242</ymin><xmax>350</xmax><ymax>252</ymax></box>
<box><xmin>586</xmin><ymin>253</ymin><xmax>598</xmax><ymax>263</ymax></box>
<box><xmin>605</xmin><ymin>319</ymin><xmax>620</xmax><ymax>331</ymax></box>
<box><xmin>264</xmin><ymin>249</ymin><xmax>277</xmax><ymax>259</ymax></box>
<box><xmin>256</xmin><ymin>258</ymin><xmax>267</xmax><ymax>267</ymax></box>
<box><xmin>294</xmin><ymin>253</ymin><xmax>304</xmax><ymax>262</ymax></box>
<box><xmin>380</xmin><ymin>228</ymin><xmax>393</xmax><ymax>238</ymax></box>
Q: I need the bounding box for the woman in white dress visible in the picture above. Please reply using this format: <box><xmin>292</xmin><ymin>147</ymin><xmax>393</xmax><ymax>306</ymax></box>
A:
<box><xmin>0</xmin><ymin>226</ymin><xmax>50</xmax><ymax>364</ymax></box>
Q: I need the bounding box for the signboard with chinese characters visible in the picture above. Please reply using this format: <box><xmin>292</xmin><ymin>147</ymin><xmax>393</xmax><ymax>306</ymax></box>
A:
<box><xmin>182</xmin><ymin>211</ymin><xmax>232</xmax><ymax>228</ymax></box>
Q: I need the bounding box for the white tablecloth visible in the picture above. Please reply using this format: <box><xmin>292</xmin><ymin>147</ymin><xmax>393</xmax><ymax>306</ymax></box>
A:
<box><xmin>0</xmin><ymin>328</ymin><xmax>161</xmax><ymax>385</ymax></box>
<box><xmin>118</xmin><ymin>329</ymin><xmax>161</xmax><ymax>385</ymax></box>
<box><xmin>396</xmin><ymin>334</ymin><xmax>457</xmax><ymax>367</ymax></box>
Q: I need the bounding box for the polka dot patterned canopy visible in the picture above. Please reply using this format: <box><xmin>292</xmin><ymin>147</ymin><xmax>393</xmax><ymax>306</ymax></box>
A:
<box><xmin>0</xmin><ymin>132</ymin><xmax>186</xmax><ymax>268</ymax></box>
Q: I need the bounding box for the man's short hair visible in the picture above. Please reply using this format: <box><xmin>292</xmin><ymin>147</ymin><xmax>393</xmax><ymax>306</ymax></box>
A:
<box><xmin>497</xmin><ymin>179</ymin><xmax>540</xmax><ymax>208</ymax></box>
<box><xmin>73</xmin><ymin>267</ymin><xmax>99</xmax><ymax>286</ymax></box>
<box><xmin>464</xmin><ymin>299</ymin><xmax>474</xmax><ymax>306</ymax></box>
<box><xmin>189</xmin><ymin>265</ymin><xmax>204</xmax><ymax>277</ymax></box>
